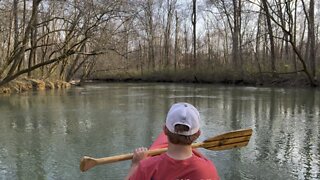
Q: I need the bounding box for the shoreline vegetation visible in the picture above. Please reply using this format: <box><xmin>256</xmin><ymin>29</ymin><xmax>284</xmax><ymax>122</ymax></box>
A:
<box><xmin>1</xmin><ymin>70</ymin><xmax>318</xmax><ymax>95</ymax></box>
<box><xmin>1</xmin><ymin>1</ymin><xmax>319</xmax><ymax>92</ymax></box>
<box><xmin>0</xmin><ymin>77</ymin><xmax>71</xmax><ymax>95</ymax></box>
<box><xmin>89</xmin><ymin>70</ymin><xmax>317</xmax><ymax>88</ymax></box>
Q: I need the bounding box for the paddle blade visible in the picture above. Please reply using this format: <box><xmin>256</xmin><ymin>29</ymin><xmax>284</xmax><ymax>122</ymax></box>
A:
<box><xmin>201</xmin><ymin>128</ymin><xmax>252</xmax><ymax>151</ymax></box>
<box><xmin>80</xmin><ymin>156</ymin><xmax>98</xmax><ymax>172</ymax></box>
<box><xmin>207</xmin><ymin>141</ymin><xmax>249</xmax><ymax>151</ymax></box>
<box><xmin>204</xmin><ymin>128</ymin><xmax>252</xmax><ymax>142</ymax></box>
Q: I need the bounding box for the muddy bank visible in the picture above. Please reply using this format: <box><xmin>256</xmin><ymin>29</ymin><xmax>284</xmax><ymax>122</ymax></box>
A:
<box><xmin>0</xmin><ymin>78</ymin><xmax>71</xmax><ymax>94</ymax></box>
<box><xmin>89</xmin><ymin>72</ymin><xmax>318</xmax><ymax>88</ymax></box>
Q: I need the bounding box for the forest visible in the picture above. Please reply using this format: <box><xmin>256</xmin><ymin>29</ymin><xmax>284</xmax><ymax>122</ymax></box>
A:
<box><xmin>0</xmin><ymin>0</ymin><xmax>319</xmax><ymax>88</ymax></box>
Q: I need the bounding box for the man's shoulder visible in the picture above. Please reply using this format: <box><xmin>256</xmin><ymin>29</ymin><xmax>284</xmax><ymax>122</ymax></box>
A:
<box><xmin>191</xmin><ymin>154</ymin><xmax>218</xmax><ymax>170</ymax></box>
<box><xmin>139</xmin><ymin>153</ymin><xmax>165</xmax><ymax>168</ymax></box>
<box><xmin>186</xmin><ymin>155</ymin><xmax>219</xmax><ymax>179</ymax></box>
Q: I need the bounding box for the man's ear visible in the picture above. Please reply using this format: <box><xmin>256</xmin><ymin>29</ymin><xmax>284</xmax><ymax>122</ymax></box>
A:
<box><xmin>163</xmin><ymin>125</ymin><xmax>168</xmax><ymax>135</ymax></box>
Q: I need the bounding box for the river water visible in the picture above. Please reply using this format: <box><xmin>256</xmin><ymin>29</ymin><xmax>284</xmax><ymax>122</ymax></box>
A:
<box><xmin>0</xmin><ymin>83</ymin><xmax>319</xmax><ymax>180</ymax></box>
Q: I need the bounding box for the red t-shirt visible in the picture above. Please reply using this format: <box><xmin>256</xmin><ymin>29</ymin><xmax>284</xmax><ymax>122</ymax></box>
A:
<box><xmin>129</xmin><ymin>151</ymin><xmax>220</xmax><ymax>180</ymax></box>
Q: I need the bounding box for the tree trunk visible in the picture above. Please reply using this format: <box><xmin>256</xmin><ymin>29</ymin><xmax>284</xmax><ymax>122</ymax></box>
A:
<box><xmin>13</xmin><ymin>0</ymin><xmax>19</xmax><ymax>49</ymax></box>
<box><xmin>4</xmin><ymin>0</ymin><xmax>42</xmax><ymax>80</ymax></box>
<box><xmin>28</xmin><ymin>5</ymin><xmax>38</xmax><ymax>77</ymax></box>
<box><xmin>184</xmin><ymin>22</ymin><xmax>189</xmax><ymax>69</ymax></box>
<box><xmin>146</xmin><ymin>0</ymin><xmax>155</xmax><ymax>72</ymax></box>
<box><xmin>255</xmin><ymin>7</ymin><xmax>263</xmax><ymax>81</ymax></box>
<box><xmin>262</xmin><ymin>0</ymin><xmax>277</xmax><ymax>77</ymax></box>
<box><xmin>292</xmin><ymin>0</ymin><xmax>298</xmax><ymax>74</ymax></box>
<box><xmin>164</xmin><ymin>0</ymin><xmax>175</xmax><ymax>69</ymax></box>
<box><xmin>174</xmin><ymin>11</ymin><xmax>179</xmax><ymax>72</ymax></box>
<box><xmin>308</xmin><ymin>0</ymin><xmax>316</xmax><ymax>79</ymax></box>
<box><xmin>192</xmin><ymin>0</ymin><xmax>196</xmax><ymax>69</ymax></box>
<box><xmin>232</xmin><ymin>0</ymin><xmax>242</xmax><ymax>76</ymax></box>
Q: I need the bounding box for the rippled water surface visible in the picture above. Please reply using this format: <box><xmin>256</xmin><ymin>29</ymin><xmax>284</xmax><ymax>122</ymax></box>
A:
<box><xmin>0</xmin><ymin>83</ymin><xmax>319</xmax><ymax>180</ymax></box>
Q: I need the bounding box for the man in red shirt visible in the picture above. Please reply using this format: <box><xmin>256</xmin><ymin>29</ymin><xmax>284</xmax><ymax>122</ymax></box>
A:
<box><xmin>126</xmin><ymin>102</ymin><xmax>220</xmax><ymax>180</ymax></box>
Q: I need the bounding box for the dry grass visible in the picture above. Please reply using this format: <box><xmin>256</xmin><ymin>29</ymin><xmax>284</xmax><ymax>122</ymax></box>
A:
<box><xmin>0</xmin><ymin>77</ymin><xmax>71</xmax><ymax>95</ymax></box>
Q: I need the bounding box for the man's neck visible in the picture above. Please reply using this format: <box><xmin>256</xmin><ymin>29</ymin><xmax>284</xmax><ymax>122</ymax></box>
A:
<box><xmin>166</xmin><ymin>142</ymin><xmax>193</xmax><ymax>160</ymax></box>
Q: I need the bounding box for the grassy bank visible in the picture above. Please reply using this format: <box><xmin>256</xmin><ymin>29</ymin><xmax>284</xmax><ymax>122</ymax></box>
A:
<box><xmin>0</xmin><ymin>77</ymin><xmax>71</xmax><ymax>94</ymax></box>
<box><xmin>90</xmin><ymin>69</ymin><xmax>317</xmax><ymax>87</ymax></box>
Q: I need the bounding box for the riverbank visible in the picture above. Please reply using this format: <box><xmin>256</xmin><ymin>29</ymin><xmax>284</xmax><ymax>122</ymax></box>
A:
<box><xmin>0</xmin><ymin>77</ymin><xmax>71</xmax><ymax>94</ymax></box>
<box><xmin>1</xmin><ymin>71</ymin><xmax>317</xmax><ymax>95</ymax></box>
<box><xmin>89</xmin><ymin>70</ymin><xmax>318</xmax><ymax>88</ymax></box>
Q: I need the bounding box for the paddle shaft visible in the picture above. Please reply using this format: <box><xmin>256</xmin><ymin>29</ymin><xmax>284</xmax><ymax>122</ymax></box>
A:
<box><xmin>87</xmin><ymin>129</ymin><xmax>252</xmax><ymax>165</ymax></box>
<box><xmin>80</xmin><ymin>128</ymin><xmax>252</xmax><ymax>172</ymax></box>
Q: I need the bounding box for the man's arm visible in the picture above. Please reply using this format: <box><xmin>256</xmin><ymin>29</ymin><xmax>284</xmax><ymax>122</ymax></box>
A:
<box><xmin>125</xmin><ymin>147</ymin><xmax>148</xmax><ymax>180</ymax></box>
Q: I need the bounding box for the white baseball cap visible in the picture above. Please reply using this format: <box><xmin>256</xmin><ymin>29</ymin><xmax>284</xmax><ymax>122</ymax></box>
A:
<box><xmin>165</xmin><ymin>102</ymin><xmax>200</xmax><ymax>136</ymax></box>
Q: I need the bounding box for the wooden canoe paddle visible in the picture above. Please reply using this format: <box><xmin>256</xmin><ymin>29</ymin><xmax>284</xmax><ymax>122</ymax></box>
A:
<box><xmin>80</xmin><ymin>128</ymin><xmax>252</xmax><ymax>172</ymax></box>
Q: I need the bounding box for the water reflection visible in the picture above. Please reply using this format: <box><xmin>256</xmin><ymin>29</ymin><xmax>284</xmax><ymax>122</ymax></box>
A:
<box><xmin>0</xmin><ymin>84</ymin><xmax>319</xmax><ymax>179</ymax></box>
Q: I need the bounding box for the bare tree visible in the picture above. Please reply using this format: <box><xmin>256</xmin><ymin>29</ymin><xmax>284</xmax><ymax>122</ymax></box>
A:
<box><xmin>174</xmin><ymin>11</ymin><xmax>179</xmax><ymax>71</ymax></box>
<box><xmin>232</xmin><ymin>0</ymin><xmax>242</xmax><ymax>75</ymax></box>
<box><xmin>303</xmin><ymin>0</ymin><xmax>316</xmax><ymax>79</ymax></box>
<box><xmin>143</xmin><ymin>0</ymin><xmax>156</xmax><ymax>72</ymax></box>
<box><xmin>0</xmin><ymin>0</ymin><xmax>319</xmax><ymax>87</ymax></box>
<box><xmin>164</xmin><ymin>0</ymin><xmax>176</xmax><ymax>69</ymax></box>
<box><xmin>262</xmin><ymin>0</ymin><xmax>317</xmax><ymax>86</ymax></box>
<box><xmin>192</xmin><ymin>0</ymin><xmax>197</xmax><ymax>68</ymax></box>
<box><xmin>261</xmin><ymin>0</ymin><xmax>277</xmax><ymax>77</ymax></box>
<box><xmin>0</xmin><ymin>0</ymin><xmax>130</xmax><ymax>86</ymax></box>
